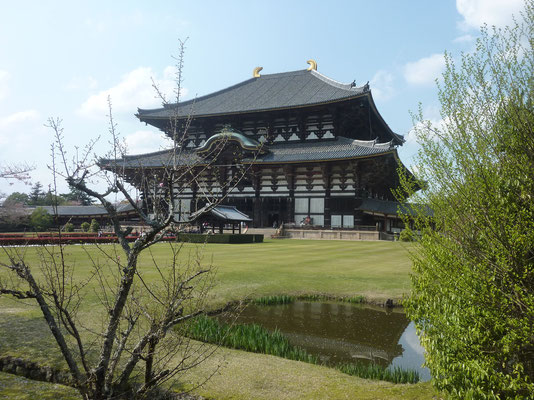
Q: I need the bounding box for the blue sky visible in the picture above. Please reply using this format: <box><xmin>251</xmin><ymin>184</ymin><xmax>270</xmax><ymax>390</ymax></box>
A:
<box><xmin>0</xmin><ymin>0</ymin><xmax>525</xmax><ymax>197</ymax></box>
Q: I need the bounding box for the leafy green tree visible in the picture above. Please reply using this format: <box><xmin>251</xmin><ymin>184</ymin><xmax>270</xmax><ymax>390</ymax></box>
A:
<box><xmin>400</xmin><ymin>2</ymin><xmax>534</xmax><ymax>398</ymax></box>
<box><xmin>61</xmin><ymin>187</ymin><xmax>95</xmax><ymax>205</ymax></box>
<box><xmin>43</xmin><ymin>190</ymin><xmax>66</xmax><ymax>206</ymax></box>
<box><xmin>28</xmin><ymin>182</ymin><xmax>44</xmax><ymax>206</ymax></box>
<box><xmin>89</xmin><ymin>219</ymin><xmax>100</xmax><ymax>233</ymax></box>
<box><xmin>30</xmin><ymin>207</ymin><xmax>53</xmax><ymax>232</ymax></box>
<box><xmin>80</xmin><ymin>222</ymin><xmax>90</xmax><ymax>232</ymax></box>
<box><xmin>3</xmin><ymin>192</ymin><xmax>29</xmax><ymax>206</ymax></box>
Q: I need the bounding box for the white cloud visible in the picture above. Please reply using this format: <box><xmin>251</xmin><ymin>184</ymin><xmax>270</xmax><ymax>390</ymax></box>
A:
<box><xmin>65</xmin><ymin>76</ymin><xmax>98</xmax><ymax>91</ymax></box>
<box><xmin>124</xmin><ymin>130</ymin><xmax>170</xmax><ymax>155</ymax></box>
<box><xmin>456</xmin><ymin>0</ymin><xmax>524</xmax><ymax>30</ymax></box>
<box><xmin>0</xmin><ymin>70</ymin><xmax>9</xmax><ymax>101</ymax></box>
<box><xmin>453</xmin><ymin>34</ymin><xmax>475</xmax><ymax>43</ymax></box>
<box><xmin>85</xmin><ymin>11</ymin><xmax>146</xmax><ymax>35</ymax></box>
<box><xmin>406</xmin><ymin>117</ymin><xmax>450</xmax><ymax>145</ymax></box>
<box><xmin>0</xmin><ymin>110</ymin><xmax>46</xmax><ymax>193</ymax></box>
<box><xmin>0</xmin><ymin>110</ymin><xmax>40</xmax><ymax>131</ymax></box>
<box><xmin>370</xmin><ymin>70</ymin><xmax>395</xmax><ymax>102</ymax></box>
<box><xmin>78</xmin><ymin>66</ymin><xmax>183</xmax><ymax>119</ymax></box>
<box><xmin>404</xmin><ymin>54</ymin><xmax>445</xmax><ymax>86</ymax></box>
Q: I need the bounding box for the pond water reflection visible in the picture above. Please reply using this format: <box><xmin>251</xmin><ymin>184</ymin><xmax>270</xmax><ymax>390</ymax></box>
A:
<box><xmin>218</xmin><ymin>301</ymin><xmax>430</xmax><ymax>381</ymax></box>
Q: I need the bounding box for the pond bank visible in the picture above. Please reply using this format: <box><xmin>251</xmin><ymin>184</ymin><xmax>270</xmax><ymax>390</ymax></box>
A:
<box><xmin>202</xmin><ymin>297</ymin><xmax>429</xmax><ymax>383</ymax></box>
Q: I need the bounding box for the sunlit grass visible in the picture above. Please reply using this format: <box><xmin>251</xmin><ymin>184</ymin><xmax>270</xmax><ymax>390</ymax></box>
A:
<box><xmin>0</xmin><ymin>239</ymin><xmax>432</xmax><ymax>399</ymax></box>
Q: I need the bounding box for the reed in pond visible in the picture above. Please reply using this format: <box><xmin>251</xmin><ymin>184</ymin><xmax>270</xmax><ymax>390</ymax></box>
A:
<box><xmin>253</xmin><ymin>295</ymin><xmax>295</xmax><ymax>305</ymax></box>
<box><xmin>186</xmin><ymin>315</ymin><xmax>318</xmax><ymax>364</ymax></box>
<box><xmin>337</xmin><ymin>362</ymin><xmax>420</xmax><ymax>384</ymax></box>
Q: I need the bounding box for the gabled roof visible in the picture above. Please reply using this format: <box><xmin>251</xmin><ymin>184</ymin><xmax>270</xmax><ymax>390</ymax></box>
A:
<box><xmin>137</xmin><ymin>69</ymin><xmax>367</xmax><ymax>120</ymax></box>
<box><xmin>190</xmin><ymin>205</ymin><xmax>252</xmax><ymax>223</ymax></box>
<box><xmin>196</xmin><ymin>130</ymin><xmax>265</xmax><ymax>154</ymax></box>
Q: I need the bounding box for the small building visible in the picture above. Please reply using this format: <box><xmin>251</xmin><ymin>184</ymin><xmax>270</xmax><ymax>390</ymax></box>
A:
<box><xmin>190</xmin><ymin>205</ymin><xmax>252</xmax><ymax>234</ymax></box>
<box><xmin>39</xmin><ymin>204</ymin><xmax>139</xmax><ymax>227</ymax></box>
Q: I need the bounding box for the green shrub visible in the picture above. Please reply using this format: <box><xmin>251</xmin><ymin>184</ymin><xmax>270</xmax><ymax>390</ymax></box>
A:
<box><xmin>63</xmin><ymin>222</ymin><xmax>74</xmax><ymax>232</ymax></box>
<box><xmin>30</xmin><ymin>207</ymin><xmax>53</xmax><ymax>232</ymax></box>
<box><xmin>81</xmin><ymin>222</ymin><xmax>90</xmax><ymax>232</ymax></box>
<box><xmin>175</xmin><ymin>233</ymin><xmax>259</xmax><ymax>244</ymax></box>
<box><xmin>400</xmin><ymin>4</ymin><xmax>534</xmax><ymax>397</ymax></box>
<box><xmin>89</xmin><ymin>219</ymin><xmax>100</xmax><ymax>233</ymax></box>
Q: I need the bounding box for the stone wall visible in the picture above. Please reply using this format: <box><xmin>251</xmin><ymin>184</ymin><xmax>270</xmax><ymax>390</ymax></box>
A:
<box><xmin>286</xmin><ymin>229</ymin><xmax>380</xmax><ymax>241</ymax></box>
<box><xmin>0</xmin><ymin>356</ymin><xmax>72</xmax><ymax>385</ymax></box>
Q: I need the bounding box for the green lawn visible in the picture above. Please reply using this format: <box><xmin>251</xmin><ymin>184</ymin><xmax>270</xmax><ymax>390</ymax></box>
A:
<box><xmin>152</xmin><ymin>239</ymin><xmax>414</xmax><ymax>305</ymax></box>
<box><xmin>0</xmin><ymin>239</ymin><xmax>436</xmax><ymax>399</ymax></box>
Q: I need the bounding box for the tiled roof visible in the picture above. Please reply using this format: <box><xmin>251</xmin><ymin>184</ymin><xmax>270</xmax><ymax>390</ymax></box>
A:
<box><xmin>359</xmin><ymin>199</ymin><xmax>403</xmax><ymax>216</ymax></box>
<box><xmin>137</xmin><ymin>69</ymin><xmax>367</xmax><ymax>119</ymax></box>
<box><xmin>104</xmin><ymin>149</ymin><xmax>202</xmax><ymax>168</ymax></box>
<box><xmin>359</xmin><ymin>198</ymin><xmax>433</xmax><ymax>217</ymax></box>
<box><xmin>40</xmin><ymin>203</ymin><xmax>136</xmax><ymax>216</ymax></box>
<box><xmin>255</xmin><ymin>137</ymin><xmax>393</xmax><ymax>163</ymax></box>
<box><xmin>102</xmin><ymin>137</ymin><xmax>394</xmax><ymax>169</ymax></box>
<box><xmin>190</xmin><ymin>205</ymin><xmax>252</xmax><ymax>222</ymax></box>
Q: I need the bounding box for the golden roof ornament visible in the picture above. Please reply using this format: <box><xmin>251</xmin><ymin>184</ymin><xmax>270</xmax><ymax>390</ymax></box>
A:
<box><xmin>253</xmin><ymin>66</ymin><xmax>263</xmax><ymax>78</ymax></box>
<box><xmin>307</xmin><ymin>59</ymin><xmax>317</xmax><ymax>71</ymax></box>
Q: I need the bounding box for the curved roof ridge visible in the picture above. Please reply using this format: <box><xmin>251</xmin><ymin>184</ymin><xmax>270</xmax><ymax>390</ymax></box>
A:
<box><xmin>310</xmin><ymin>69</ymin><xmax>362</xmax><ymax>91</ymax></box>
<box><xmin>122</xmin><ymin>148</ymin><xmax>175</xmax><ymax>159</ymax></box>
<box><xmin>351</xmin><ymin>138</ymin><xmax>394</xmax><ymax>149</ymax></box>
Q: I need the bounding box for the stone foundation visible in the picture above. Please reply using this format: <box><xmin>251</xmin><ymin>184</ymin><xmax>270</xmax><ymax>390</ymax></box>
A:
<box><xmin>286</xmin><ymin>229</ymin><xmax>380</xmax><ymax>241</ymax></box>
<box><xmin>0</xmin><ymin>356</ymin><xmax>72</xmax><ymax>385</ymax></box>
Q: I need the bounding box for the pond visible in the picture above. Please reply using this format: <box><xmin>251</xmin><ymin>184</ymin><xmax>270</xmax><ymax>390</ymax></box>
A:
<box><xmin>218</xmin><ymin>301</ymin><xmax>430</xmax><ymax>381</ymax></box>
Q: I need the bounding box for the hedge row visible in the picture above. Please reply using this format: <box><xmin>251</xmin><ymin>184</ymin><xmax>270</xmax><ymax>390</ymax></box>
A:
<box><xmin>0</xmin><ymin>235</ymin><xmax>148</xmax><ymax>246</ymax></box>
<box><xmin>176</xmin><ymin>233</ymin><xmax>263</xmax><ymax>244</ymax></box>
<box><xmin>0</xmin><ymin>233</ymin><xmax>264</xmax><ymax>246</ymax></box>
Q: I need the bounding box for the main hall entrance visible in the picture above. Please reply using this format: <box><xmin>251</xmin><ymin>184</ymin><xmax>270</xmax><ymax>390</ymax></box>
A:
<box><xmin>262</xmin><ymin>197</ymin><xmax>289</xmax><ymax>228</ymax></box>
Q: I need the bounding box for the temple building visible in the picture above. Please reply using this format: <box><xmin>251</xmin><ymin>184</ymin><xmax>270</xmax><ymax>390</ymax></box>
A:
<box><xmin>110</xmin><ymin>61</ymin><xmax>414</xmax><ymax>232</ymax></box>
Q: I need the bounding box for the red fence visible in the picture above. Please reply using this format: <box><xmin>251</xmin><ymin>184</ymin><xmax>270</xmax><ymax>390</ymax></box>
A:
<box><xmin>0</xmin><ymin>232</ymin><xmax>176</xmax><ymax>246</ymax></box>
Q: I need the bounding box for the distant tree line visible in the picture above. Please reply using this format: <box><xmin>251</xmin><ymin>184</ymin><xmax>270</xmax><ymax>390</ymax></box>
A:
<box><xmin>0</xmin><ymin>182</ymin><xmax>97</xmax><ymax>232</ymax></box>
<box><xmin>2</xmin><ymin>182</ymin><xmax>95</xmax><ymax>207</ymax></box>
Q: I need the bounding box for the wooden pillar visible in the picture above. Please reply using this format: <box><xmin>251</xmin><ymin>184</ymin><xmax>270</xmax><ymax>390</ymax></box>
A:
<box><xmin>297</xmin><ymin>114</ymin><xmax>308</xmax><ymax>142</ymax></box>
<box><xmin>284</xmin><ymin>165</ymin><xmax>295</xmax><ymax>224</ymax></box>
<box><xmin>265</xmin><ymin>118</ymin><xmax>275</xmax><ymax>145</ymax></box>
<box><xmin>252</xmin><ymin>167</ymin><xmax>262</xmax><ymax>228</ymax></box>
<box><xmin>190</xmin><ymin>180</ymin><xmax>198</xmax><ymax>214</ymax></box>
<box><xmin>321</xmin><ymin>164</ymin><xmax>331</xmax><ymax>228</ymax></box>
<box><xmin>218</xmin><ymin>166</ymin><xmax>227</xmax><ymax>198</ymax></box>
<box><xmin>352</xmin><ymin>161</ymin><xmax>364</xmax><ymax>228</ymax></box>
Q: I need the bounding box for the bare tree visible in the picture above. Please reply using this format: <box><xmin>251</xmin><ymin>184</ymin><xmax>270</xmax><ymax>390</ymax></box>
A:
<box><xmin>0</xmin><ymin>163</ymin><xmax>33</xmax><ymax>183</ymax></box>
<box><xmin>0</xmin><ymin>163</ymin><xmax>33</xmax><ymax>202</ymax></box>
<box><xmin>0</xmin><ymin>41</ymin><xmax>260</xmax><ymax>399</ymax></box>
